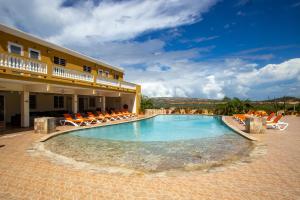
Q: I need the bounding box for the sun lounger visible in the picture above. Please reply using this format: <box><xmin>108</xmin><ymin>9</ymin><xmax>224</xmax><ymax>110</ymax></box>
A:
<box><xmin>266</xmin><ymin>114</ymin><xmax>288</xmax><ymax>130</ymax></box>
<box><xmin>98</xmin><ymin>112</ymin><xmax>117</xmax><ymax>121</ymax></box>
<box><xmin>61</xmin><ymin>114</ymin><xmax>85</xmax><ymax>126</ymax></box>
<box><xmin>111</xmin><ymin>112</ymin><xmax>122</xmax><ymax>120</ymax></box>
<box><xmin>124</xmin><ymin>111</ymin><xmax>137</xmax><ymax>118</ymax></box>
<box><xmin>87</xmin><ymin>112</ymin><xmax>106</xmax><ymax>122</ymax></box>
<box><xmin>266</xmin><ymin>121</ymin><xmax>289</xmax><ymax>131</ymax></box>
<box><xmin>266</xmin><ymin>112</ymin><xmax>275</xmax><ymax>123</ymax></box>
<box><xmin>75</xmin><ymin>113</ymin><xmax>97</xmax><ymax>124</ymax></box>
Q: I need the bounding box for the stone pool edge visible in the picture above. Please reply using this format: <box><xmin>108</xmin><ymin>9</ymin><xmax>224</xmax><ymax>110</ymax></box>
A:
<box><xmin>221</xmin><ymin>116</ymin><xmax>258</xmax><ymax>141</ymax></box>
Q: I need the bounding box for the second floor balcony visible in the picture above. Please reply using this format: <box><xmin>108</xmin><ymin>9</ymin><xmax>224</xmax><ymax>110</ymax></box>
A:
<box><xmin>53</xmin><ymin>66</ymin><xmax>94</xmax><ymax>82</ymax></box>
<box><xmin>0</xmin><ymin>52</ymin><xmax>47</xmax><ymax>74</ymax></box>
<box><xmin>0</xmin><ymin>52</ymin><xmax>137</xmax><ymax>92</ymax></box>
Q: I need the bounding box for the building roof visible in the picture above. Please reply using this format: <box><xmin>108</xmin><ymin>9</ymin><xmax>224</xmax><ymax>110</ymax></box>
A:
<box><xmin>0</xmin><ymin>23</ymin><xmax>124</xmax><ymax>73</ymax></box>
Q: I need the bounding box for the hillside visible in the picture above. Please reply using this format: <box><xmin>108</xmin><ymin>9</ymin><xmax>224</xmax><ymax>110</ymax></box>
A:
<box><xmin>150</xmin><ymin>96</ymin><xmax>300</xmax><ymax>108</ymax></box>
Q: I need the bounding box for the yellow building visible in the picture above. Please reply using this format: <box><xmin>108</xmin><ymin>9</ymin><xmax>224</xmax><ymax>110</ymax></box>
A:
<box><xmin>0</xmin><ymin>24</ymin><xmax>141</xmax><ymax>128</ymax></box>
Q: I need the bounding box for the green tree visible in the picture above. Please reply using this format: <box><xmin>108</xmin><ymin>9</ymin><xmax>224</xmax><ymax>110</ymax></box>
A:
<box><xmin>215</xmin><ymin>97</ymin><xmax>250</xmax><ymax>115</ymax></box>
<box><xmin>140</xmin><ymin>95</ymin><xmax>154</xmax><ymax>112</ymax></box>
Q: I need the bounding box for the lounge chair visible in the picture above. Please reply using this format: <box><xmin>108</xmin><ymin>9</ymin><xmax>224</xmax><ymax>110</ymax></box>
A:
<box><xmin>121</xmin><ymin>111</ymin><xmax>131</xmax><ymax>118</ymax></box>
<box><xmin>124</xmin><ymin>111</ymin><xmax>137</xmax><ymax>118</ymax></box>
<box><xmin>266</xmin><ymin>114</ymin><xmax>288</xmax><ymax>131</ymax></box>
<box><xmin>266</xmin><ymin>112</ymin><xmax>275</xmax><ymax>123</ymax></box>
<box><xmin>75</xmin><ymin>113</ymin><xmax>97</xmax><ymax>124</ymax></box>
<box><xmin>111</xmin><ymin>112</ymin><xmax>122</xmax><ymax>120</ymax></box>
<box><xmin>98</xmin><ymin>112</ymin><xmax>116</xmax><ymax>121</ymax></box>
<box><xmin>266</xmin><ymin>114</ymin><xmax>282</xmax><ymax>124</ymax></box>
<box><xmin>61</xmin><ymin>114</ymin><xmax>85</xmax><ymax>126</ymax></box>
<box><xmin>87</xmin><ymin>112</ymin><xmax>106</xmax><ymax>122</ymax></box>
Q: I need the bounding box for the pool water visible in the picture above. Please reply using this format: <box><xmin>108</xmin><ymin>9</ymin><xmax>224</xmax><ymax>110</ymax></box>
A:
<box><xmin>45</xmin><ymin>115</ymin><xmax>253</xmax><ymax>173</ymax></box>
<box><xmin>70</xmin><ymin>115</ymin><xmax>234</xmax><ymax>141</ymax></box>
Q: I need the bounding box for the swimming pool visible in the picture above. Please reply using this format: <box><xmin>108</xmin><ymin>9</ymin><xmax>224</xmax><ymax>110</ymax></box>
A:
<box><xmin>45</xmin><ymin>115</ymin><xmax>253</xmax><ymax>173</ymax></box>
<box><xmin>70</xmin><ymin>115</ymin><xmax>234</xmax><ymax>141</ymax></box>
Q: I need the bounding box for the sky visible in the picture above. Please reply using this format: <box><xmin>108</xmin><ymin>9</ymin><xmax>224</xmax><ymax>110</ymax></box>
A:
<box><xmin>0</xmin><ymin>0</ymin><xmax>299</xmax><ymax>100</ymax></box>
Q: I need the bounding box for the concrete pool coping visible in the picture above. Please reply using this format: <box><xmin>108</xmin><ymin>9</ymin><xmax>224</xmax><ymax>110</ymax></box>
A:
<box><xmin>221</xmin><ymin>116</ymin><xmax>258</xmax><ymax>141</ymax></box>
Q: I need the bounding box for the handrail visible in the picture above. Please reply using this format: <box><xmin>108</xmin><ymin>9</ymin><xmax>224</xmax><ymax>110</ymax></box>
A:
<box><xmin>96</xmin><ymin>76</ymin><xmax>120</xmax><ymax>87</ymax></box>
<box><xmin>52</xmin><ymin>66</ymin><xmax>94</xmax><ymax>82</ymax></box>
<box><xmin>120</xmin><ymin>80</ymin><xmax>136</xmax><ymax>90</ymax></box>
<box><xmin>96</xmin><ymin>75</ymin><xmax>136</xmax><ymax>90</ymax></box>
<box><xmin>0</xmin><ymin>52</ymin><xmax>47</xmax><ymax>74</ymax></box>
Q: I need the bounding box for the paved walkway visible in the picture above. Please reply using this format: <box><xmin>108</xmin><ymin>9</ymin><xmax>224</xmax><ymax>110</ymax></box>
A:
<box><xmin>0</xmin><ymin>116</ymin><xmax>299</xmax><ymax>199</ymax></box>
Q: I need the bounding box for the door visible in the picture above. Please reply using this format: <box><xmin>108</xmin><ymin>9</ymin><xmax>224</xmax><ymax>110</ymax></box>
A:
<box><xmin>0</xmin><ymin>95</ymin><xmax>5</xmax><ymax>129</ymax></box>
<box><xmin>66</xmin><ymin>96</ymin><xmax>72</xmax><ymax>113</ymax></box>
<box><xmin>78</xmin><ymin>97</ymin><xmax>84</xmax><ymax>113</ymax></box>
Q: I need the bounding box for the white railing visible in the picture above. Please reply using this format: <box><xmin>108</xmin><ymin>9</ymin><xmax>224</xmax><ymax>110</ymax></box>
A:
<box><xmin>96</xmin><ymin>76</ymin><xmax>120</xmax><ymax>87</ymax></box>
<box><xmin>53</xmin><ymin>66</ymin><xmax>94</xmax><ymax>82</ymax></box>
<box><xmin>120</xmin><ymin>81</ymin><xmax>136</xmax><ymax>90</ymax></box>
<box><xmin>0</xmin><ymin>53</ymin><xmax>47</xmax><ymax>74</ymax></box>
<box><xmin>96</xmin><ymin>76</ymin><xmax>136</xmax><ymax>90</ymax></box>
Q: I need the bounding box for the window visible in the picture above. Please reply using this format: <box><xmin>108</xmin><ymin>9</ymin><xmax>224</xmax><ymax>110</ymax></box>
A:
<box><xmin>8</xmin><ymin>42</ymin><xmax>23</xmax><ymax>55</ymax></box>
<box><xmin>98</xmin><ymin>69</ymin><xmax>103</xmax><ymax>76</ymax></box>
<box><xmin>29</xmin><ymin>48</ymin><xmax>40</xmax><ymax>60</ymax></box>
<box><xmin>89</xmin><ymin>97</ymin><xmax>96</xmax><ymax>107</ymax></box>
<box><xmin>105</xmin><ymin>71</ymin><xmax>109</xmax><ymax>77</ymax></box>
<box><xmin>114</xmin><ymin>74</ymin><xmax>119</xmax><ymax>80</ymax></box>
<box><xmin>83</xmin><ymin>65</ymin><xmax>92</xmax><ymax>73</ymax></box>
<box><xmin>29</xmin><ymin>95</ymin><xmax>36</xmax><ymax>109</ymax></box>
<box><xmin>54</xmin><ymin>96</ymin><xmax>64</xmax><ymax>109</ymax></box>
<box><xmin>53</xmin><ymin>56</ymin><xmax>66</xmax><ymax>66</ymax></box>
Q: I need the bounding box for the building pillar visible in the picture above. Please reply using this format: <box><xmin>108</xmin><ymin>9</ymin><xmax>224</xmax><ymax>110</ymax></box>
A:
<box><xmin>102</xmin><ymin>96</ymin><xmax>106</xmax><ymax>113</ymax></box>
<box><xmin>20</xmin><ymin>91</ymin><xmax>30</xmax><ymax>127</ymax></box>
<box><xmin>72</xmin><ymin>94</ymin><xmax>78</xmax><ymax>113</ymax></box>
<box><xmin>132</xmin><ymin>95</ymin><xmax>137</xmax><ymax>114</ymax></box>
<box><xmin>133</xmin><ymin>85</ymin><xmax>141</xmax><ymax>114</ymax></box>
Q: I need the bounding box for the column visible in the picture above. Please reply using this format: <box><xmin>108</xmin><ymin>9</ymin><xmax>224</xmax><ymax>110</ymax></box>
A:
<box><xmin>133</xmin><ymin>85</ymin><xmax>141</xmax><ymax>114</ymax></box>
<box><xmin>102</xmin><ymin>96</ymin><xmax>106</xmax><ymax>112</ymax></box>
<box><xmin>132</xmin><ymin>94</ymin><xmax>137</xmax><ymax>114</ymax></box>
<box><xmin>20</xmin><ymin>91</ymin><xmax>30</xmax><ymax>127</ymax></box>
<box><xmin>72</xmin><ymin>94</ymin><xmax>78</xmax><ymax>113</ymax></box>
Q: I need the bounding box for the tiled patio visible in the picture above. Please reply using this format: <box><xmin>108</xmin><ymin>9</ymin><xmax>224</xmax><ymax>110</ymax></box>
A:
<box><xmin>0</xmin><ymin>116</ymin><xmax>299</xmax><ymax>200</ymax></box>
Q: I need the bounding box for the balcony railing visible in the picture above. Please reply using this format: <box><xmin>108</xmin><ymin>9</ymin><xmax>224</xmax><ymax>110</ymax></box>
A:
<box><xmin>0</xmin><ymin>53</ymin><xmax>47</xmax><ymax>74</ymax></box>
<box><xmin>120</xmin><ymin>81</ymin><xmax>136</xmax><ymax>90</ymax></box>
<box><xmin>96</xmin><ymin>76</ymin><xmax>136</xmax><ymax>90</ymax></box>
<box><xmin>53</xmin><ymin>66</ymin><xmax>94</xmax><ymax>82</ymax></box>
<box><xmin>96</xmin><ymin>76</ymin><xmax>120</xmax><ymax>87</ymax></box>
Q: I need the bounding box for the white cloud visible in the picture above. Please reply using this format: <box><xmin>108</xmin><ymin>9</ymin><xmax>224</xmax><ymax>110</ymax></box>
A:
<box><xmin>237</xmin><ymin>58</ymin><xmax>300</xmax><ymax>85</ymax></box>
<box><xmin>195</xmin><ymin>35</ymin><xmax>219</xmax><ymax>43</ymax></box>
<box><xmin>0</xmin><ymin>0</ymin><xmax>218</xmax><ymax>44</ymax></box>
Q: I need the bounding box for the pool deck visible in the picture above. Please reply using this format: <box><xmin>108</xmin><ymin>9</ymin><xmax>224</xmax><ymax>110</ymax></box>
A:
<box><xmin>0</xmin><ymin>115</ymin><xmax>300</xmax><ymax>199</ymax></box>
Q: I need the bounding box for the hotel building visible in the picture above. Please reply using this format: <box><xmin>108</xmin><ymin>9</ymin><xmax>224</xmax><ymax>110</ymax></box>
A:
<box><xmin>0</xmin><ymin>24</ymin><xmax>141</xmax><ymax>128</ymax></box>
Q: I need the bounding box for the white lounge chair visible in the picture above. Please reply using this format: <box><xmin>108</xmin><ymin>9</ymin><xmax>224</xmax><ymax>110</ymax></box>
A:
<box><xmin>266</xmin><ymin>121</ymin><xmax>288</xmax><ymax>131</ymax></box>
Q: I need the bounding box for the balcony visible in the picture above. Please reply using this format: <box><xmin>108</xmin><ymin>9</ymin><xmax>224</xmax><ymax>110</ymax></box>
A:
<box><xmin>0</xmin><ymin>52</ymin><xmax>136</xmax><ymax>91</ymax></box>
<box><xmin>96</xmin><ymin>76</ymin><xmax>136</xmax><ymax>90</ymax></box>
<box><xmin>120</xmin><ymin>81</ymin><xmax>136</xmax><ymax>90</ymax></box>
<box><xmin>0</xmin><ymin>53</ymin><xmax>47</xmax><ymax>74</ymax></box>
<box><xmin>96</xmin><ymin>76</ymin><xmax>120</xmax><ymax>87</ymax></box>
<box><xmin>53</xmin><ymin>66</ymin><xmax>94</xmax><ymax>82</ymax></box>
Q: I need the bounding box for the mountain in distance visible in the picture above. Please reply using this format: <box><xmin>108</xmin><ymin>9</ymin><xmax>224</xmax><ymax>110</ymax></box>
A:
<box><xmin>149</xmin><ymin>96</ymin><xmax>300</xmax><ymax>106</ymax></box>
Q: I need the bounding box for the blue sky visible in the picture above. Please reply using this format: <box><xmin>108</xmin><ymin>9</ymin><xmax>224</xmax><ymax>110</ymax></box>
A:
<box><xmin>0</xmin><ymin>0</ymin><xmax>299</xmax><ymax>99</ymax></box>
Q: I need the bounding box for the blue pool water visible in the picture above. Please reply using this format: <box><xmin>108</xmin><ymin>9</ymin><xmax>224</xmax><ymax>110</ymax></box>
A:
<box><xmin>70</xmin><ymin>115</ymin><xmax>234</xmax><ymax>141</ymax></box>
